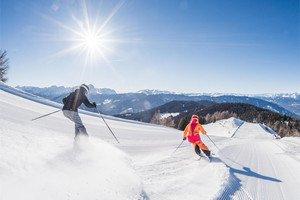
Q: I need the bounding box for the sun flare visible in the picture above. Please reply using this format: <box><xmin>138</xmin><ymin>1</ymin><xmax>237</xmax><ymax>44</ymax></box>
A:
<box><xmin>83</xmin><ymin>31</ymin><xmax>99</xmax><ymax>50</ymax></box>
<box><xmin>76</xmin><ymin>28</ymin><xmax>104</xmax><ymax>60</ymax></box>
<box><xmin>43</xmin><ymin>0</ymin><xmax>126</xmax><ymax>66</ymax></box>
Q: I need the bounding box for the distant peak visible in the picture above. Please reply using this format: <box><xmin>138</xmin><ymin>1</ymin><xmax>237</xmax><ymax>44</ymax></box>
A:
<box><xmin>137</xmin><ymin>89</ymin><xmax>174</xmax><ymax>95</ymax></box>
<box><xmin>16</xmin><ymin>85</ymin><xmax>117</xmax><ymax>95</ymax></box>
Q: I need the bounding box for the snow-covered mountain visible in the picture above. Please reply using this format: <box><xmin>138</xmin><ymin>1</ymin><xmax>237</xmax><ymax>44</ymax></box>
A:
<box><xmin>16</xmin><ymin>85</ymin><xmax>117</xmax><ymax>97</ymax></box>
<box><xmin>1</xmin><ymin>83</ymin><xmax>300</xmax><ymax>199</ymax></box>
<box><xmin>255</xmin><ymin>93</ymin><xmax>299</xmax><ymax>99</ymax></box>
<box><xmin>15</xmin><ymin>85</ymin><xmax>298</xmax><ymax>117</ymax></box>
<box><xmin>137</xmin><ymin>89</ymin><xmax>175</xmax><ymax>95</ymax></box>
<box><xmin>255</xmin><ymin>93</ymin><xmax>300</xmax><ymax>117</ymax></box>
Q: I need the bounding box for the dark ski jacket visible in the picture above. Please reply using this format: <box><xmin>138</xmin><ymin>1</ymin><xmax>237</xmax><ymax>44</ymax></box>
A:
<box><xmin>62</xmin><ymin>88</ymin><xmax>95</xmax><ymax>111</ymax></box>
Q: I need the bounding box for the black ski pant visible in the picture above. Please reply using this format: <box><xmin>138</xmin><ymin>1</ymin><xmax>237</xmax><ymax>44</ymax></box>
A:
<box><xmin>195</xmin><ymin>145</ymin><xmax>211</xmax><ymax>157</ymax></box>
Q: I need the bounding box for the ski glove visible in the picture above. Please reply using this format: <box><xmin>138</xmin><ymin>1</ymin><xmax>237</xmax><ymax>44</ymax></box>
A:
<box><xmin>92</xmin><ymin>102</ymin><xmax>97</xmax><ymax>108</ymax></box>
<box><xmin>183</xmin><ymin>137</ymin><xmax>186</xmax><ymax>141</ymax></box>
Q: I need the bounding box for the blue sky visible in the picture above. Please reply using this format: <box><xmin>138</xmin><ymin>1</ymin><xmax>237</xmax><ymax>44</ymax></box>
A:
<box><xmin>1</xmin><ymin>0</ymin><xmax>299</xmax><ymax>93</ymax></box>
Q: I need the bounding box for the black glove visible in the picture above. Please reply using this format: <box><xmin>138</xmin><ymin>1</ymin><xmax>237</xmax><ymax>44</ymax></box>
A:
<box><xmin>183</xmin><ymin>137</ymin><xmax>186</xmax><ymax>141</ymax></box>
<box><xmin>93</xmin><ymin>102</ymin><xmax>97</xmax><ymax>108</ymax></box>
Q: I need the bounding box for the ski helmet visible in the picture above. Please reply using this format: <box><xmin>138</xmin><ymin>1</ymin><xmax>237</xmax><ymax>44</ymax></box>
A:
<box><xmin>191</xmin><ymin>114</ymin><xmax>199</xmax><ymax>119</ymax></box>
<box><xmin>80</xmin><ymin>84</ymin><xmax>89</xmax><ymax>93</ymax></box>
<box><xmin>191</xmin><ymin>114</ymin><xmax>199</xmax><ymax>123</ymax></box>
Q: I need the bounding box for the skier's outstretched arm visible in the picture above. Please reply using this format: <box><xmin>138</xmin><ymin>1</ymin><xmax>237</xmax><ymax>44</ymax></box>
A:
<box><xmin>198</xmin><ymin>124</ymin><xmax>207</xmax><ymax>135</ymax></box>
<box><xmin>83</xmin><ymin>96</ymin><xmax>96</xmax><ymax>108</ymax></box>
<box><xmin>62</xmin><ymin>97</ymin><xmax>67</xmax><ymax>104</ymax></box>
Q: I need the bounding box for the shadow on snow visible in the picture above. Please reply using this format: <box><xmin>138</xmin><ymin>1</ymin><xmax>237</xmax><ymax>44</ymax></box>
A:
<box><xmin>217</xmin><ymin>158</ymin><xmax>281</xmax><ymax>199</ymax></box>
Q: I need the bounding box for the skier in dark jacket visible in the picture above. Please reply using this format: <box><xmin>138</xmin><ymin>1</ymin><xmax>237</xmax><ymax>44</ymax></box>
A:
<box><xmin>62</xmin><ymin>84</ymin><xmax>96</xmax><ymax>138</ymax></box>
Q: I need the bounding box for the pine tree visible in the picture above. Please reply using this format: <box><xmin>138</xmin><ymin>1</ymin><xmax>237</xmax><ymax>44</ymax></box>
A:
<box><xmin>178</xmin><ymin>116</ymin><xmax>189</xmax><ymax>130</ymax></box>
<box><xmin>0</xmin><ymin>50</ymin><xmax>9</xmax><ymax>82</ymax></box>
<box><xmin>150</xmin><ymin>110</ymin><xmax>161</xmax><ymax>125</ymax></box>
<box><xmin>163</xmin><ymin>116</ymin><xmax>175</xmax><ymax>127</ymax></box>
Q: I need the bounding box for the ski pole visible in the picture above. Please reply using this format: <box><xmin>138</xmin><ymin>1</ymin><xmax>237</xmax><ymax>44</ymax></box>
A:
<box><xmin>206</xmin><ymin>134</ymin><xmax>244</xmax><ymax>167</ymax></box>
<box><xmin>206</xmin><ymin>134</ymin><xmax>221</xmax><ymax>151</ymax></box>
<box><xmin>172</xmin><ymin>140</ymin><xmax>185</xmax><ymax>154</ymax></box>
<box><xmin>95</xmin><ymin>107</ymin><xmax>120</xmax><ymax>144</ymax></box>
<box><xmin>31</xmin><ymin>109</ymin><xmax>61</xmax><ymax>121</ymax></box>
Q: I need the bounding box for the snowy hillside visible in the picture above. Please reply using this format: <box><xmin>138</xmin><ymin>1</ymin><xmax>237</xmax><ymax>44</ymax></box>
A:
<box><xmin>1</xmin><ymin>85</ymin><xmax>300</xmax><ymax>200</ymax></box>
<box><xmin>204</xmin><ymin>117</ymin><xmax>244</xmax><ymax>138</ymax></box>
<box><xmin>0</xmin><ymin>90</ymin><xmax>142</xmax><ymax>200</ymax></box>
<box><xmin>204</xmin><ymin>117</ymin><xmax>280</xmax><ymax>139</ymax></box>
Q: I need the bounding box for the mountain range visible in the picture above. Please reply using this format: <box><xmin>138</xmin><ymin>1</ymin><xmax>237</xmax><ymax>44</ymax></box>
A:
<box><xmin>16</xmin><ymin>85</ymin><xmax>300</xmax><ymax>118</ymax></box>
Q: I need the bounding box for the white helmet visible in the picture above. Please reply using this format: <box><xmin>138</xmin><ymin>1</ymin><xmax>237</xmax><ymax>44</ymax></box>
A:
<box><xmin>80</xmin><ymin>84</ymin><xmax>89</xmax><ymax>93</ymax></box>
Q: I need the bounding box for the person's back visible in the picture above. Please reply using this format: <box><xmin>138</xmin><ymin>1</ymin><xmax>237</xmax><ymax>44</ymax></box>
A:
<box><xmin>183</xmin><ymin>115</ymin><xmax>211</xmax><ymax>157</ymax></box>
<box><xmin>62</xmin><ymin>84</ymin><xmax>96</xmax><ymax>138</ymax></box>
<box><xmin>63</xmin><ymin>87</ymin><xmax>95</xmax><ymax>111</ymax></box>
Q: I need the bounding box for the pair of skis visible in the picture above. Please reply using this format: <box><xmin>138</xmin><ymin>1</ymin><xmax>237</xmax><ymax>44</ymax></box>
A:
<box><xmin>197</xmin><ymin>150</ymin><xmax>212</xmax><ymax>162</ymax></box>
<box><xmin>173</xmin><ymin>141</ymin><xmax>212</xmax><ymax>162</ymax></box>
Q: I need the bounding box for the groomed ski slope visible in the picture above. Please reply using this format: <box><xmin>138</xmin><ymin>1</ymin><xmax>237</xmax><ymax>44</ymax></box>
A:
<box><xmin>1</xmin><ymin>85</ymin><xmax>300</xmax><ymax>200</ymax></box>
<box><xmin>205</xmin><ymin>118</ymin><xmax>300</xmax><ymax>200</ymax></box>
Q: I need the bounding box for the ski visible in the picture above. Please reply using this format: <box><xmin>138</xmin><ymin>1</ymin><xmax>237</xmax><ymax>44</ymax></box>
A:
<box><xmin>198</xmin><ymin>151</ymin><xmax>211</xmax><ymax>162</ymax></box>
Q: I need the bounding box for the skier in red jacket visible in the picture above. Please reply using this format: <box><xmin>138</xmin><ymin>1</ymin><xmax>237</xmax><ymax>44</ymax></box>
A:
<box><xmin>183</xmin><ymin>115</ymin><xmax>211</xmax><ymax>157</ymax></box>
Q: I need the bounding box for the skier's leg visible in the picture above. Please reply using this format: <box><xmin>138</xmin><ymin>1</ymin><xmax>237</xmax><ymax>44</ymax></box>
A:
<box><xmin>74</xmin><ymin>125</ymin><xmax>79</xmax><ymax>137</ymax></box>
<box><xmin>202</xmin><ymin>149</ymin><xmax>211</xmax><ymax>157</ymax></box>
<box><xmin>63</xmin><ymin>110</ymin><xmax>88</xmax><ymax>137</ymax></box>
<box><xmin>198</xmin><ymin>141</ymin><xmax>211</xmax><ymax>157</ymax></box>
<box><xmin>63</xmin><ymin>110</ymin><xmax>73</xmax><ymax>121</ymax></box>
<box><xmin>73</xmin><ymin>112</ymin><xmax>88</xmax><ymax>137</ymax></box>
<box><xmin>194</xmin><ymin>143</ymin><xmax>202</xmax><ymax>156</ymax></box>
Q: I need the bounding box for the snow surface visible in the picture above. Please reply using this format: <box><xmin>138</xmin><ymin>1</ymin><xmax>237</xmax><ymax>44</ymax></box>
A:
<box><xmin>1</xmin><ymin>84</ymin><xmax>300</xmax><ymax>200</ymax></box>
<box><xmin>205</xmin><ymin>122</ymin><xmax>300</xmax><ymax>200</ymax></box>
<box><xmin>204</xmin><ymin>117</ymin><xmax>244</xmax><ymax>138</ymax></box>
<box><xmin>0</xmin><ymin>91</ymin><xmax>142</xmax><ymax>200</ymax></box>
<box><xmin>160</xmin><ymin>112</ymin><xmax>180</xmax><ymax>119</ymax></box>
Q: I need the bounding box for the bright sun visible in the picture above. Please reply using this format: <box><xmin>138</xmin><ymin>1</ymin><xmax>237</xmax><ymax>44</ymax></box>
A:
<box><xmin>45</xmin><ymin>0</ymin><xmax>126</xmax><ymax>65</ymax></box>
<box><xmin>80</xmin><ymin>30</ymin><xmax>102</xmax><ymax>57</ymax></box>
<box><xmin>83</xmin><ymin>32</ymin><xmax>98</xmax><ymax>49</ymax></box>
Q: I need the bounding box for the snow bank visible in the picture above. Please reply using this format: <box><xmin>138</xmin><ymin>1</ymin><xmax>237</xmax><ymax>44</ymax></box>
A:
<box><xmin>204</xmin><ymin>117</ymin><xmax>244</xmax><ymax>138</ymax></box>
<box><xmin>232</xmin><ymin>122</ymin><xmax>277</xmax><ymax>139</ymax></box>
<box><xmin>0</xmin><ymin>119</ymin><xmax>142</xmax><ymax>200</ymax></box>
<box><xmin>259</xmin><ymin>123</ymin><xmax>280</xmax><ymax>138</ymax></box>
<box><xmin>177</xmin><ymin>162</ymin><xmax>229</xmax><ymax>200</ymax></box>
<box><xmin>0</xmin><ymin>82</ymin><xmax>62</xmax><ymax>108</ymax></box>
<box><xmin>219</xmin><ymin>117</ymin><xmax>244</xmax><ymax>128</ymax></box>
<box><xmin>204</xmin><ymin>117</ymin><xmax>279</xmax><ymax>140</ymax></box>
